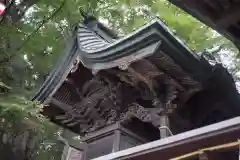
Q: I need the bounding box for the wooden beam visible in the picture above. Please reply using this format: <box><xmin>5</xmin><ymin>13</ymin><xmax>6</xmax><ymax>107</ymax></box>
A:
<box><xmin>51</xmin><ymin>98</ymin><xmax>91</xmax><ymax>126</ymax></box>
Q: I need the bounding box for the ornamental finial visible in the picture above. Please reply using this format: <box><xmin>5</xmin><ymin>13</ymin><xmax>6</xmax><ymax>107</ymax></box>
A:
<box><xmin>79</xmin><ymin>8</ymin><xmax>97</xmax><ymax>25</ymax></box>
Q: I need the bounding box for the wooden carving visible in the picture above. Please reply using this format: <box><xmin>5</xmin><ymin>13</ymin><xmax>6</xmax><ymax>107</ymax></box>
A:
<box><xmin>120</xmin><ymin>103</ymin><xmax>151</xmax><ymax>123</ymax></box>
<box><xmin>51</xmin><ymin>51</ymin><xmax>203</xmax><ymax>134</ymax></box>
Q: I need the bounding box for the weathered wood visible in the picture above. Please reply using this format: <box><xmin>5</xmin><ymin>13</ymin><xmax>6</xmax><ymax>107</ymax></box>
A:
<box><xmin>51</xmin><ymin>98</ymin><xmax>72</xmax><ymax>110</ymax></box>
<box><xmin>93</xmin><ymin>117</ymin><xmax>240</xmax><ymax>160</ymax></box>
<box><xmin>112</xmin><ymin>130</ymin><xmax>121</xmax><ymax>152</ymax></box>
<box><xmin>168</xmin><ymin>0</ymin><xmax>240</xmax><ymax>48</ymax></box>
<box><xmin>159</xmin><ymin>115</ymin><xmax>170</xmax><ymax>138</ymax></box>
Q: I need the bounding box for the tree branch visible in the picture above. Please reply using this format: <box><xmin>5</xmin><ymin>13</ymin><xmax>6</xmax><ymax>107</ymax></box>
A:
<box><xmin>0</xmin><ymin>0</ymin><xmax>67</xmax><ymax>64</ymax></box>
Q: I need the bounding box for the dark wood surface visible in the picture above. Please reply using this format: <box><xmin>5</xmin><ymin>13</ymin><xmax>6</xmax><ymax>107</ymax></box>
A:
<box><xmin>168</xmin><ymin>0</ymin><xmax>240</xmax><ymax>48</ymax></box>
<box><xmin>80</xmin><ymin>122</ymin><xmax>150</xmax><ymax>159</ymax></box>
<box><xmin>93</xmin><ymin>117</ymin><xmax>240</xmax><ymax>160</ymax></box>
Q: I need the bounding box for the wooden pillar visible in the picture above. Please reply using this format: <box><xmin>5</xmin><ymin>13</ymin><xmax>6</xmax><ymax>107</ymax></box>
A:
<box><xmin>153</xmin><ymin>97</ymin><xmax>172</xmax><ymax>139</ymax></box>
<box><xmin>112</xmin><ymin>130</ymin><xmax>121</xmax><ymax>152</ymax></box>
<box><xmin>159</xmin><ymin>114</ymin><xmax>170</xmax><ymax>138</ymax></box>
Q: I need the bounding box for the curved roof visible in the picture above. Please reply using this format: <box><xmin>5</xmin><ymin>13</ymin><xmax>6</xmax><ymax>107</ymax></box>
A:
<box><xmin>77</xmin><ymin>19</ymin><xmax>211</xmax><ymax>73</ymax></box>
<box><xmin>33</xmin><ymin>18</ymin><xmax>213</xmax><ymax>104</ymax></box>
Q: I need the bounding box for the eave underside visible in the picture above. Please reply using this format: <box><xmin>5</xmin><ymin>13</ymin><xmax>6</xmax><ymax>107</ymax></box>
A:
<box><xmin>168</xmin><ymin>0</ymin><xmax>240</xmax><ymax>48</ymax></box>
